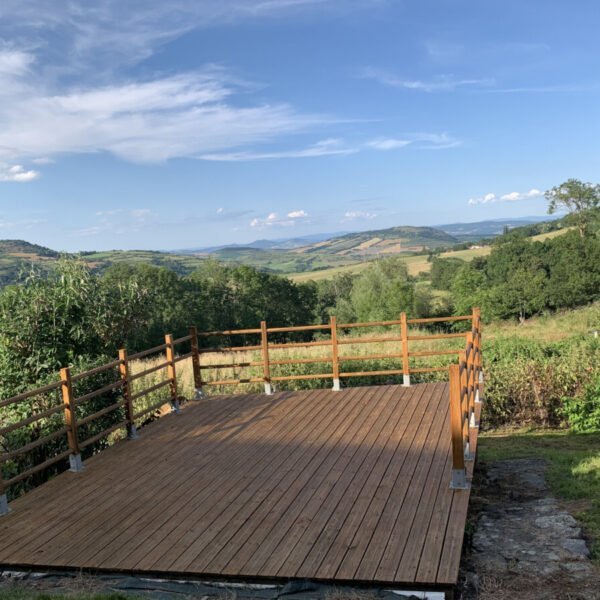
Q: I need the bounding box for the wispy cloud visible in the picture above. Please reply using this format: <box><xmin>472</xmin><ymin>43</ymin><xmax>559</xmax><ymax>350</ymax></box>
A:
<box><xmin>199</xmin><ymin>139</ymin><xmax>356</xmax><ymax>161</ymax></box>
<box><xmin>0</xmin><ymin>65</ymin><xmax>327</xmax><ymax>165</ymax></box>
<box><xmin>73</xmin><ymin>208</ymin><xmax>156</xmax><ymax>236</ymax></box>
<box><xmin>360</xmin><ymin>67</ymin><xmax>494</xmax><ymax>92</ymax></box>
<box><xmin>343</xmin><ymin>210</ymin><xmax>377</xmax><ymax>221</ymax></box>
<box><xmin>468</xmin><ymin>188</ymin><xmax>543</xmax><ymax>205</ymax></box>
<box><xmin>200</xmin><ymin>133</ymin><xmax>461</xmax><ymax>162</ymax></box>
<box><xmin>250</xmin><ymin>209</ymin><xmax>310</xmax><ymax>228</ymax></box>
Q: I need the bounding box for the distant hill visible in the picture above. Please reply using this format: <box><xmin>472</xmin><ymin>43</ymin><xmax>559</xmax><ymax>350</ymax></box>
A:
<box><xmin>0</xmin><ymin>217</ymin><xmax>568</xmax><ymax>287</ymax></box>
<box><xmin>436</xmin><ymin>216</ymin><xmax>558</xmax><ymax>241</ymax></box>
<box><xmin>175</xmin><ymin>231</ymin><xmax>349</xmax><ymax>254</ymax></box>
<box><xmin>0</xmin><ymin>240</ymin><xmax>60</xmax><ymax>286</ymax></box>
<box><xmin>293</xmin><ymin>226</ymin><xmax>459</xmax><ymax>257</ymax></box>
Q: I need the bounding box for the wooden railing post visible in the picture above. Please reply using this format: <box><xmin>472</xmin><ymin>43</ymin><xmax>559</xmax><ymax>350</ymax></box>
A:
<box><xmin>189</xmin><ymin>325</ymin><xmax>204</xmax><ymax>398</ymax></box>
<box><xmin>119</xmin><ymin>349</ymin><xmax>137</xmax><ymax>439</ymax></box>
<box><xmin>61</xmin><ymin>366</ymin><xmax>83</xmax><ymax>472</ymax></box>
<box><xmin>400</xmin><ymin>312</ymin><xmax>410</xmax><ymax>386</ymax></box>
<box><xmin>165</xmin><ymin>334</ymin><xmax>180</xmax><ymax>413</ymax></box>
<box><xmin>449</xmin><ymin>364</ymin><xmax>468</xmax><ymax>489</ymax></box>
<box><xmin>0</xmin><ymin>463</ymin><xmax>8</xmax><ymax>515</ymax></box>
<box><xmin>260</xmin><ymin>321</ymin><xmax>273</xmax><ymax>395</ymax></box>
<box><xmin>331</xmin><ymin>316</ymin><xmax>340</xmax><ymax>391</ymax></box>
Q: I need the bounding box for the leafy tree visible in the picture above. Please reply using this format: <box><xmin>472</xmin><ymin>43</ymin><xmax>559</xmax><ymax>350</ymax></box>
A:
<box><xmin>349</xmin><ymin>258</ymin><xmax>417</xmax><ymax>321</ymax></box>
<box><xmin>546</xmin><ymin>178</ymin><xmax>600</xmax><ymax>238</ymax></box>
<box><xmin>430</xmin><ymin>257</ymin><xmax>464</xmax><ymax>291</ymax></box>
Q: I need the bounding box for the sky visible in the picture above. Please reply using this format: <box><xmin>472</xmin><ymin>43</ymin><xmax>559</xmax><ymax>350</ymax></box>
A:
<box><xmin>0</xmin><ymin>0</ymin><xmax>599</xmax><ymax>251</ymax></box>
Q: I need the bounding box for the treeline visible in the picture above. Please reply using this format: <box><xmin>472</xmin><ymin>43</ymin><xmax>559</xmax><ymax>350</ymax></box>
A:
<box><xmin>433</xmin><ymin>225</ymin><xmax>599</xmax><ymax>321</ymax></box>
<box><xmin>0</xmin><ymin>255</ymin><xmax>442</xmax><ymax>398</ymax></box>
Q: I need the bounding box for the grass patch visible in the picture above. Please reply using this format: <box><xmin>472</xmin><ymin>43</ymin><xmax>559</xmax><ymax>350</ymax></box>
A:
<box><xmin>478</xmin><ymin>429</ymin><xmax>600</xmax><ymax>561</ymax></box>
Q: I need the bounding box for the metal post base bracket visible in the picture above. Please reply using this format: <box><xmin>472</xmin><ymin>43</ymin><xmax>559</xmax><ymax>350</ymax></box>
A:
<box><xmin>469</xmin><ymin>410</ymin><xmax>479</xmax><ymax>429</ymax></box>
<box><xmin>69</xmin><ymin>453</ymin><xmax>84</xmax><ymax>473</ymax></box>
<box><xmin>264</xmin><ymin>382</ymin><xmax>274</xmax><ymax>396</ymax></box>
<box><xmin>332</xmin><ymin>378</ymin><xmax>341</xmax><ymax>392</ymax></box>
<box><xmin>194</xmin><ymin>387</ymin><xmax>205</xmax><ymax>400</ymax></box>
<box><xmin>450</xmin><ymin>468</ymin><xmax>470</xmax><ymax>490</ymax></box>
<box><xmin>402</xmin><ymin>374</ymin><xmax>411</xmax><ymax>387</ymax></box>
<box><xmin>127</xmin><ymin>424</ymin><xmax>139</xmax><ymax>440</ymax></box>
<box><xmin>0</xmin><ymin>494</ymin><xmax>9</xmax><ymax>516</ymax></box>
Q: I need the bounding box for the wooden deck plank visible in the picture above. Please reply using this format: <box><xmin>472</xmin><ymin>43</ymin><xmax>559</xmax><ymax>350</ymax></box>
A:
<box><xmin>240</xmin><ymin>384</ymin><xmax>422</xmax><ymax>578</ymax></box>
<box><xmin>310</xmin><ymin>386</ymin><xmax>428</xmax><ymax>579</ymax></box>
<box><xmin>52</xmin><ymin>388</ymin><xmax>333</xmax><ymax>568</ymax></box>
<box><xmin>294</xmin><ymin>384</ymin><xmax>441</xmax><ymax>580</ymax></box>
<box><xmin>198</xmin><ymin>386</ymin><xmax>384</xmax><ymax>575</ymax></box>
<box><xmin>98</xmin><ymin>387</ymin><xmax>346</xmax><ymax>571</ymax></box>
<box><xmin>216</xmin><ymin>384</ymin><xmax>408</xmax><ymax>577</ymax></box>
<box><xmin>373</xmin><ymin>385</ymin><xmax>449</xmax><ymax>581</ymax></box>
<box><xmin>353</xmin><ymin>383</ymin><xmax>447</xmax><ymax>582</ymax></box>
<box><xmin>148</xmin><ymin>387</ymin><xmax>369</xmax><ymax>573</ymax></box>
<box><xmin>333</xmin><ymin>383</ymin><xmax>443</xmax><ymax>581</ymax></box>
<box><xmin>0</xmin><ymin>392</ymin><xmax>264</xmax><ymax>560</ymax></box>
<box><xmin>0</xmin><ymin>383</ymin><xmax>477</xmax><ymax>591</ymax></box>
<box><xmin>6</xmin><ymin>392</ymin><xmax>296</xmax><ymax>564</ymax></box>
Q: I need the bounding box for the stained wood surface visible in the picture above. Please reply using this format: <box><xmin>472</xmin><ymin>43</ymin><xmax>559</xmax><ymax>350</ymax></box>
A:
<box><xmin>0</xmin><ymin>383</ymin><xmax>476</xmax><ymax>588</ymax></box>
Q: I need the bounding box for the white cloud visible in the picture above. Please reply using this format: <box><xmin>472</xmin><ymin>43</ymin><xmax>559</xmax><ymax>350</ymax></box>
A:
<box><xmin>288</xmin><ymin>209</ymin><xmax>308</xmax><ymax>218</ymax></box>
<box><xmin>366</xmin><ymin>138</ymin><xmax>411</xmax><ymax>150</ymax></box>
<box><xmin>250</xmin><ymin>210</ymin><xmax>310</xmax><ymax>228</ymax></box>
<box><xmin>0</xmin><ymin>163</ymin><xmax>39</xmax><ymax>182</ymax></box>
<box><xmin>216</xmin><ymin>207</ymin><xmax>224</xmax><ymax>214</ymax></box>
<box><xmin>360</xmin><ymin>68</ymin><xmax>494</xmax><ymax>92</ymax></box>
<box><xmin>468</xmin><ymin>188</ymin><xmax>543</xmax><ymax>205</ymax></box>
<box><xmin>343</xmin><ymin>210</ymin><xmax>377</xmax><ymax>221</ymax></box>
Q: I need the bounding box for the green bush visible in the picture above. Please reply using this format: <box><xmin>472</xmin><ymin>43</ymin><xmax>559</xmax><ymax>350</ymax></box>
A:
<box><xmin>562</xmin><ymin>375</ymin><xmax>600</xmax><ymax>432</ymax></box>
<box><xmin>481</xmin><ymin>335</ymin><xmax>599</xmax><ymax>428</ymax></box>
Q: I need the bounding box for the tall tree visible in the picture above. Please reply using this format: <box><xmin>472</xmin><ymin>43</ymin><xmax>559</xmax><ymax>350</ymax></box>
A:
<box><xmin>545</xmin><ymin>178</ymin><xmax>600</xmax><ymax>238</ymax></box>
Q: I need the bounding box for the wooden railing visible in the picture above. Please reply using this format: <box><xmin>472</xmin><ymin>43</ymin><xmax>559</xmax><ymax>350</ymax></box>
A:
<box><xmin>0</xmin><ymin>310</ymin><xmax>482</xmax><ymax>514</ymax></box>
<box><xmin>448</xmin><ymin>307</ymin><xmax>483</xmax><ymax>489</ymax></box>
<box><xmin>196</xmin><ymin>312</ymin><xmax>476</xmax><ymax>391</ymax></box>
<box><xmin>0</xmin><ymin>331</ymin><xmax>200</xmax><ymax>514</ymax></box>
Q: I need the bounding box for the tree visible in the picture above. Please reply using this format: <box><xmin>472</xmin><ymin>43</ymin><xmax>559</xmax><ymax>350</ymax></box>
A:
<box><xmin>546</xmin><ymin>178</ymin><xmax>600</xmax><ymax>238</ymax></box>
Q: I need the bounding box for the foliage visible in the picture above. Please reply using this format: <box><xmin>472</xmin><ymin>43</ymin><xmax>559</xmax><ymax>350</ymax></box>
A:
<box><xmin>562</xmin><ymin>374</ymin><xmax>600</xmax><ymax>432</ymax></box>
<box><xmin>346</xmin><ymin>257</ymin><xmax>415</xmax><ymax>322</ymax></box>
<box><xmin>430</xmin><ymin>257</ymin><xmax>463</xmax><ymax>291</ymax></box>
<box><xmin>546</xmin><ymin>178</ymin><xmax>600</xmax><ymax>238</ymax></box>
<box><xmin>481</xmin><ymin>335</ymin><xmax>599</xmax><ymax>428</ymax></box>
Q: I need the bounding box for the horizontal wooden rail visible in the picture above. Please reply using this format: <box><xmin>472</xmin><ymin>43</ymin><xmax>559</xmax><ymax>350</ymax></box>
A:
<box><xmin>128</xmin><ymin>343</ymin><xmax>168</xmax><ymax>361</ymax></box>
<box><xmin>71</xmin><ymin>360</ymin><xmax>122</xmax><ymax>382</ymax></box>
<box><xmin>3</xmin><ymin>427</ymin><xmax>71</xmax><ymax>460</ymax></box>
<box><xmin>130</xmin><ymin>379</ymin><xmax>171</xmax><ymax>401</ymax></box>
<box><xmin>5</xmin><ymin>450</ymin><xmax>72</xmax><ymax>487</ymax></box>
<box><xmin>129</xmin><ymin>361</ymin><xmax>170</xmax><ymax>381</ymax></box>
<box><xmin>0</xmin><ymin>404</ymin><xmax>64</xmax><ymax>436</ymax></box>
<box><xmin>267</xmin><ymin>324</ymin><xmax>331</xmax><ymax>333</ymax></box>
<box><xmin>198</xmin><ymin>328</ymin><xmax>262</xmax><ymax>337</ymax></box>
<box><xmin>75</xmin><ymin>379</ymin><xmax>125</xmax><ymax>405</ymax></box>
<box><xmin>77</xmin><ymin>399</ymin><xmax>127</xmax><ymax>427</ymax></box>
<box><xmin>172</xmin><ymin>334</ymin><xmax>192</xmax><ymax>345</ymax></box>
<box><xmin>0</xmin><ymin>380</ymin><xmax>63</xmax><ymax>409</ymax></box>
<box><xmin>79</xmin><ymin>420</ymin><xmax>129</xmax><ymax>450</ymax></box>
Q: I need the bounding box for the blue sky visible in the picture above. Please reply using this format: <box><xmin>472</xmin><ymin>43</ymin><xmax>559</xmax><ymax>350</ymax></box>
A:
<box><xmin>0</xmin><ymin>0</ymin><xmax>598</xmax><ymax>251</ymax></box>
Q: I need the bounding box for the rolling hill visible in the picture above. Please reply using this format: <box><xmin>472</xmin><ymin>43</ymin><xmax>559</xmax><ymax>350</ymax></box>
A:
<box><xmin>0</xmin><ymin>217</ymin><xmax>567</xmax><ymax>286</ymax></box>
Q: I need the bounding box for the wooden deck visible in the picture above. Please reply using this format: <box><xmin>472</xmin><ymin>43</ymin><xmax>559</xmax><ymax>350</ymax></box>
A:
<box><xmin>0</xmin><ymin>383</ymin><xmax>477</xmax><ymax>593</ymax></box>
